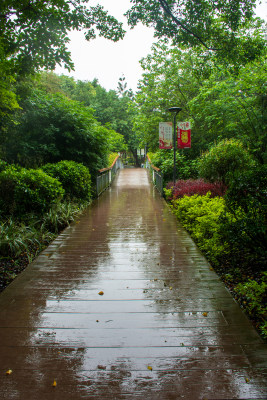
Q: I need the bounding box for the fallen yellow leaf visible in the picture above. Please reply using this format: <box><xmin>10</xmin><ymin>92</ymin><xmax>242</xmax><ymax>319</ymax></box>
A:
<box><xmin>202</xmin><ymin>312</ymin><xmax>208</xmax><ymax>317</ymax></box>
<box><xmin>6</xmin><ymin>369</ymin><xmax>12</xmax><ymax>375</ymax></box>
<box><xmin>169</xmin><ymin>286</ymin><xmax>173</xmax><ymax>290</ymax></box>
<box><xmin>52</xmin><ymin>379</ymin><xmax>57</xmax><ymax>387</ymax></box>
<box><xmin>245</xmin><ymin>377</ymin><xmax>250</xmax><ymax>383</ymax></box>
<box><xmin>147</xmin><ymin>365</ymin><xmax>153</xmax><ymax>371</ymax></box>
<box><xmin>98</xmin><ymin>291</ymin><xmax>104</xmax><ymax>296</ymax></box>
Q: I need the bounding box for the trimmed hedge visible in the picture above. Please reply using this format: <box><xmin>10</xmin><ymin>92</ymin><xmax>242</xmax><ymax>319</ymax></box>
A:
<box><xmin>0</xmin><ymin>167</ymin><xmax>64</xmax><ymax>217</ymax></box>
<box><xmin>42</xmin><ymin>160</ymin><xmax>92</xmax><ymax>201</ymax></box>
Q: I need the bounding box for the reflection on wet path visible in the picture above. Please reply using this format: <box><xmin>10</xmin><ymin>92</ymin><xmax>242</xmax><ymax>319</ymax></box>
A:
<box><xmin>0</xmin><ymin>169</ymin><xmax>266</xmax><ymax>399</ymax></box>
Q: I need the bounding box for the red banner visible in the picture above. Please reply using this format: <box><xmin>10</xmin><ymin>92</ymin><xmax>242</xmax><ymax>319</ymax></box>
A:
<box><xmin>177</xmin><ymin>122</ymin><xmax>191</xmax><ymax>148</ymax></box>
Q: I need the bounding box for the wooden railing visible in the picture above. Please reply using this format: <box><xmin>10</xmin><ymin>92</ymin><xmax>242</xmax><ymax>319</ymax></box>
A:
<box><xmin>96</xmin><ymin>155</ymin><xmax>122</xmax><ymax>196</ymax></box>
<box><xmin>145</xmin><ymin>155</ymin><xmax>163</xmax><ymax>196</ymax></box>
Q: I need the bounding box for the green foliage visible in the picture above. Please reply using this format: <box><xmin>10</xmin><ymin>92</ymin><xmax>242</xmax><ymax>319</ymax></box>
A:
<box><xmin>221</xmin><ymin>165</ymin><xmax>267</xmax><ymax>268</ymax></box>
<box><xmin>40</xmin><ymin>201</ymin><xmax>86</xmax><ymax>234</ymax></box>
<box><xmin>171</xmin><ymin>194</ymin><xmax>229</xmax><ymax>265</ymax></box>
<box><xmin>107</xmin><ymin>129</ymin><xmax>128</xmax><ymax>153</ymax></box>
<box><xmin>3</xmin><ymin>90</ymin><xmax>108</xmax><ymax>179</ymax></box>
<box><xmin>198</xmin><ymin>139</ymin><xmax>255</xmax><ymax>184</ymax></box>
<box><xmin>0</xmin><ymin>160</ymin><xmax>7</xmax><ymax>172</ymax></box>
<box><xmin>149</xmin><ymin>149</ymin><xmax>198</xmax><ymax>182</ymax></box>
<box><xmin>0</xmin><ymin>218</ymin><xmax>43</xmax><ymax>257</ymax></box>
<box><xmin>126</xmin><ymin>0</ymin><xmax>265</xmax><ymax>66</ymax></box>
<box><xmin>0</xmin><ymin>167</ymin><xmax>64</xmax><ymax>217</ymax></box>
<box><xmin>133</xmin><ymin>41</ymin><xmax>267</xmax><ymax>163</ymax></box>
<box><xmin>108</xmin><ymin>153</ymin><xmax>119</xmax><ymax>167</ymax></box>
<box><xmin>0</xmin><ymin>1</ymin><xmax>124</xmax><ymax>75</ymax></box>
<box><xmin>234</xmin><ymin>273</ymin><xmax>267</xmax><ymax>337</ymax></box>
<box><xmin>42</xmin><ymin>160</ymin><xmax>91</xmax><ymax>201</ymax></box>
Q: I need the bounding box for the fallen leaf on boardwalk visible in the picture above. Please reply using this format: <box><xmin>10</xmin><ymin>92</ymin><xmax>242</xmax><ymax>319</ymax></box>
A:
<box><xmin>245</xmin><ymin>377</ymin><xmax>250</xmax><ymax>383</ymax></box>
<box><xmin>97</xmin><ymin>365</ymin><xmax>106</xmax><ymax>370</ymax></box>
<box><xmin>202</xmin><ymin>312</ymin><xmax>208</xmax><ymax>317</ymax></box>
<box><xmin>169</xmin><ymin>287</ymin><xmax>173</xmax><ymax>290</ymax></box>
<box><xmin>98</xmin><ymin>291</ymin><xmax>104</xmax><ymax>296</ymax></box>
<box><xmin>6</xmin><ymin>369</ymin><xmax>12</xmax><ymax>375</ymax></box>
<box><xmin>52</xmin><ymin>379</ymin><xmax>57</xmax><ymax>387</ymax></box>
<box><xmin>154</xmin><ymin>279</ymin><xmax>158</xmax><ymax>281</ymax></box>
<box><xmin>147</xmin><ymin>365</ymin><xmax>153</xmax><ymax>371</ymax></box>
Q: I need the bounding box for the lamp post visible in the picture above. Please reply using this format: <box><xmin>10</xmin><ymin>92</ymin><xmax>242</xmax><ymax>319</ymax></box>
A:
<box><xmin>168</xmin><ymin>107</ymin><xmax>182</xmax><ymax>183</ymax></box>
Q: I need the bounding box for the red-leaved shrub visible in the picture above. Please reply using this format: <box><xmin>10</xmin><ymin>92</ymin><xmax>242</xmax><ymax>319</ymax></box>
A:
<box><xmin>166</xmin><ymin>179</ymin><xmax>227</xmax><ymax>200</ymax></box>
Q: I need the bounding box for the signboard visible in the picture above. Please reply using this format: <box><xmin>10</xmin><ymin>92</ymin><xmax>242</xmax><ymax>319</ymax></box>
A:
<box><xmin>159</xmin><ymin>122</ymin><xmax>172</xmax><ymax>149</ymax></box>
<box><xmin>177</xmin><ymin>121</ymin><xmax>191</xmax><ymax>148</ymax></box>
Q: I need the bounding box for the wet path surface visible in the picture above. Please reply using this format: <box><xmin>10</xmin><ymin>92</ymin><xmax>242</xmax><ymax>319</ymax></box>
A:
<box><xmin>0</xmin><ymin>169</ymin><xmax>266</xmax><ymax>399</ymax></box>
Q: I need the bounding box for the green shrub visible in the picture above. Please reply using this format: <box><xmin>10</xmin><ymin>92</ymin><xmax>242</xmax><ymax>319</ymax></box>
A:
<box><xmin>171</xmin><ymin>194</ymin><xmax>231</xmax><ymax>265</ymax></box>
<box><xmin>42</xmin><ymin>160</ymin><xmax>91</xmax><ymax>201</ymax></box>
<box><xmin>234</xmin><ymin>273</ymin><xmax>267</xmax><ymax>338</ymax></box>
<box><xmin>149</xmin><ymin>150</ymin><xmax>198</xmax><ymax>182</ymax></box>
<box><xmin>0</xmin><ymin>159</ymin><xmax>7</xmax><ymax>172</ymax></box>
<box><xmin>221</xmin><ymin>165</ymin><xmax>267</xmax><ymax>271</ymax></box>
<box><xmin>0</xmin><ymin>167</ymin><xmax>64</xmax><ymax>217</ymax></box>
<box><xmin>198</xmin><ymin>139</ymin><xmax>255</xmax><ymax>185</ymax></box>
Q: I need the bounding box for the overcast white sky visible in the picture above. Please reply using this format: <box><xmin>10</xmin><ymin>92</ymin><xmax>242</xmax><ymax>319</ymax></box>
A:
<box><xmin>55</xmin><ymin>0</ymin><xmax>267</xmax><ymax>92</ymax></box>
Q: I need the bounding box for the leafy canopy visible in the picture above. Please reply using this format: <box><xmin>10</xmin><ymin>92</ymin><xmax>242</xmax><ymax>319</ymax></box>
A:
<box><xmin>126</xmin><ymin>0</ymin><xmax>265</xmax><ymax>65</ymax></box>
<box><xmin>0</xmin><ymin>0</ymin><xmax>125</xmax><ymax>74</ymax></box>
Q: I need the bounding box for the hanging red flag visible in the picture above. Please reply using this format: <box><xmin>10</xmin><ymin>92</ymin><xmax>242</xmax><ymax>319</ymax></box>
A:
<box><xmin>177</xmin><ymin>121</ymin><xmax>191</xmax><ymax>148</ymax></box>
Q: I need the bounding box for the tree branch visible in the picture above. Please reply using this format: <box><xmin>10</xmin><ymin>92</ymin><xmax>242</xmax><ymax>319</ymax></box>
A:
<box><xmin>158</xmin><ymin>0</ymin><xmax>219</xmax><ymax>51</ymax></box>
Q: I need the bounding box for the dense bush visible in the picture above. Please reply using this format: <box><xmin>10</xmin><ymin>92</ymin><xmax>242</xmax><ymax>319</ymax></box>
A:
<box><xmin>0</xmin><ymin>167</ymin><xmax>64</xmax><ymax>217</ymax></box>
<box><xmin>3</xmin><ymin>90</ymin><xmax>108</xmax><ymax>180</ymax></box>
<box><xmin>164</xmin><ymin>179</ymin><xmax>226</xmax><ymax>200</ymax></box>
<box><xmin>171</xmin><ymin>194</ymin><xmax>230</xmax><ymax>265</ymax></box>
<box><xmin>220</xmin><ymin>165</ymin><xmax>267</xmax><ymax>271</ymax></box>
<box><xmin>149</xmin><ymin>150</ymin><xmax>198</xmax><ymax>182</ymax></box>
<box><xmin>42</xmin><ymin>160</ymin><xmax>92</xmax><ymax>201</ymax></box>
<box><xmin>170</xmin><ymin>190</ymin><xmax>266</xmax><ymax>338</ymax></box>
<box><xmin>234</xmin><ymin>274</ymin><xmax>267</xmax><ymax>338</ymax></box>
<box><xmin>198</xmin><ymin>139</ymin><xmax>255</xmax><ymax>185</ymax></box>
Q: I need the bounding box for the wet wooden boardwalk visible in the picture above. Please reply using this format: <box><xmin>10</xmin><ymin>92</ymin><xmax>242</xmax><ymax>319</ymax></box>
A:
<box><xmin>0</xmin><ymin>169</ymin><xmax>266</xmax><ymax>399</ymax></box>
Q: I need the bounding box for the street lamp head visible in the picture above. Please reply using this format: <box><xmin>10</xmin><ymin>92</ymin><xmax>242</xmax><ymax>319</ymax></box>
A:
<box><xmin>168</xmin><ymin>107</ymin><xmax>182</xmax><ymax>113</ymax></box>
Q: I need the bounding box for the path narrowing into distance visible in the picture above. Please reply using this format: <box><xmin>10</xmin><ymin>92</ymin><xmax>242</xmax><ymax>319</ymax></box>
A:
<box><xmin>0</xmin><ymin>168</ymin><xmax>266</xmax><ymax>399</ymax></box>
